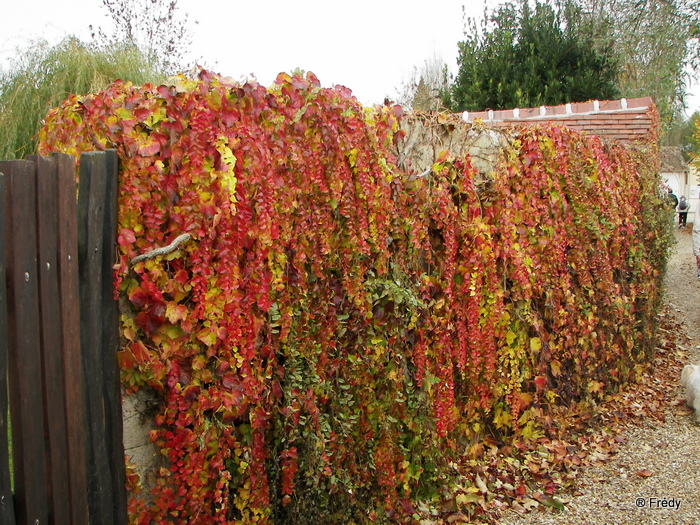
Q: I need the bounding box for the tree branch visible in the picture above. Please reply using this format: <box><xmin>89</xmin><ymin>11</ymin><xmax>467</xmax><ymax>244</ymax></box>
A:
<box><xmin>130</xmin><ymin>233</ymin><xmax>192</xmax><ymax>265</ymax></box>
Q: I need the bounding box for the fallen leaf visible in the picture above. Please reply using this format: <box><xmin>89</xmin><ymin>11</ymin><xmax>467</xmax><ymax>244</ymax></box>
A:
<box><xmin>522</xmin><ymin>497</ymin><xmax>539</xmax><ymax>510</ymax></box>
<box><xmin>636</xmin><ymin>469</ymin><xmax>654</xmax><ymax>478</ymax></box>
<box><xmin>475</xmin><ymin>473</ymin><xmax>488</xmax><ymax>494</ymax></box>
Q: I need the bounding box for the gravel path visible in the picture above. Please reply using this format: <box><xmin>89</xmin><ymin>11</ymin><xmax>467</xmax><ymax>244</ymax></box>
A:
<box><xmin>498</xmin><ymin>227</ymin><xmax>700</xmax><ymax>525</ymax></box>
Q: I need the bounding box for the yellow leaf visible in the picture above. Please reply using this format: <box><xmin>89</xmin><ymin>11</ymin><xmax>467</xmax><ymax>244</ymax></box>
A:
<box><xmin>347</xmin><ymin>148</ymin><xmax>358</xmax><ymax>167</ymax></box>
<box><xmin>550</xmin><ymin>359</ymin><xmax>562</xmax><ymax>377</ymax></box>
<box><xmin>192</xmin><ymin>354</ymin><xmax>207</xmax><ymax>371</ymax></box>
<box><xmin>197</xmin><ymin>328</ymin><xmax>217</xmax><ymax>347</ymax></box>
<box><xmin>171</xmin><ymin>75</ymin><xmax>197</xmax><ymax>93</ymax></box>
<box><xmin>207</xmin><ymin>89</ymin><xmax>222</xmax><ymax>111</ymax></box>
<box><xmin>493</xmin><ymin>405</ymin><xmax>511</xmax><ymax>429</ymax></box>
<box><xmin>530</xmin><ymin>337</ymin><xmax>542</xmax><ymax>352</ymax></box>
<box><xmin>587</xmin><ymin>380</ymin><xmax>605</xmax><ymax>394</ymax></box>
<box><xmin>520</xmin><ymin>420</ymin><xmax>544</xmax><ymax>441</ymax></box>
<box><xmin>166</xmin><ymin>303</ymin><xmax>187</xmax><ymax>324</ymax></box>
<box><xmin>456</xmin><ymin>492</ymin><xmax>480</xmax><ymax>505</ymax></box>
<box><xmin>164</xmin><ymin>324</ymin><xmax>182</xmax><ymax>340</ymax></box>
<box><xmin>145</xmin><ymin>105</ymin><xmax>167</xmax><ymax>127</ymax></box>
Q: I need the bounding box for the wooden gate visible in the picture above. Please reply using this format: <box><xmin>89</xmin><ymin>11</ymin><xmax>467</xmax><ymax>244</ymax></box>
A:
<box><xmin>0</xmin><ymin>151</ymin><xmax>127</xmax><ymax>524</ymax></box>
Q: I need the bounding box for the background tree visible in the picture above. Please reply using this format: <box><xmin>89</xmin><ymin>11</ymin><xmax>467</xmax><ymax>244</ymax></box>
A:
<box><xmin>450</xmin><ymin>0</ymin><xmax>620</xmax><ymax>112</ymax></box>
<box><xmin>663</xmin><ymin>112</ymin><xmax>700</xmax><ymax>161</ymax></box>
<box><xmin>689</xmin><ymin>114</ymin><xmax>700</xmax><ymax>168</ymax></box>
<box><xmin>91</xmin><ymin>0</ymin><xmax>196</xmax><ymax>75</ymax></box>
<box><xmin>0</xmin><ymin>37</ymin><xmax>161</xmax><ymax>159</ymax></box>
<box><xmin>0</xmin><ymin>0</ymin><xmax>196</xmax><ymax>160</ymax></box>
<box><xmin>571</xmin><ymin>0</ymin><xmax>698</xmax><ymax>127</ymax></box>
<box><xmin>397</xmin><ymin>53</ymin><xmax>452</xmax><ymax>111</ymax></box>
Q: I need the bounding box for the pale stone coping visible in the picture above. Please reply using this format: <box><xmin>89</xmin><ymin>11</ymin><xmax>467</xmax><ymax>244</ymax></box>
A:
<box><xmin>462</xmin><ymin>98</ymin><xmax>650</xmax><ymax>123</ymax></box>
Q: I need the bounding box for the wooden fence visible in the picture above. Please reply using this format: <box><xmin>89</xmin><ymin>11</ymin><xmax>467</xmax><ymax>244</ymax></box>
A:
<box><xmin>0</xmin><ymin>151</ymin><xmax>127</xmax><ymax>524</ymax></box>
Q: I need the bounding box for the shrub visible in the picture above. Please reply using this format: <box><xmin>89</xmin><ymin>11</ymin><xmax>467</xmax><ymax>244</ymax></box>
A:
<box><xmin>39</xmin><ymin>70</ymin><xmax>668</xmax><ymax>524</ymax></box>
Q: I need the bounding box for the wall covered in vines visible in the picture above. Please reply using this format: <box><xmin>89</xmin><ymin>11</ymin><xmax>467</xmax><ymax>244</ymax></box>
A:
<box><xmin>38</xmin><ymin>70</ymin><xmax>669</xmax><ymax>524</ymax></box>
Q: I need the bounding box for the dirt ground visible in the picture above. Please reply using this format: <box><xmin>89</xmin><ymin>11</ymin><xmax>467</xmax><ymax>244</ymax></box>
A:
<box><xmin>665</xmin><ymin>226</ymin><xmax>700</xmax><ymax>344</ymax></box>
<box><xmin>498</xmin><ymin>226</ymin><xmax>700</xmax><ymax>525</ymax></box>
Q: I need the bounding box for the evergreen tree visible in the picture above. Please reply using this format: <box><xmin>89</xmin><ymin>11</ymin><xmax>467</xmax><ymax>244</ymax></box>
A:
<box><xmin>451</xmin><ymin>0</ymin><xmax>619</xmax><ymax>112</ymax></box>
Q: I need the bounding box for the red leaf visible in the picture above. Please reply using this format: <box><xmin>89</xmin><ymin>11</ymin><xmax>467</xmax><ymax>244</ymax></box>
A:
<box><xmin>135</xmin><ymin>302</ymin><xmax>165</xmax><ymax>335</ymax></box>
<box><xmin>118</xmin><ymin>349</ymin><xmax>137</xmax><ymax>369</ymax></box>
<box><xmin>398</xmin><ymin>498</ymin><xmax>415</xmax><ymax>514</ymax></box>
<box><xmin>222</xmin><ymin>108</ymin><xmax>239</xmax><ymax>127</ymax></box>
<box><xmin>133</xmin><ymin>107</ymin><xmax>152</xmax><ymax>122</ymax></box>
<box><xmin>128</xmin><ymin>287</ymin><xmax>149</xmax><ymax>308</ymax></box>
<box><xmin>137</xmin><ymin>138</ymin><xmax>161</xmax><ymax>156</ymax></box>
<box><xmin>534</xmin><ymin>376</ymin><xmax>547</xmax><ymax>392</ymax></box>
<box><xmin>118</xmin><ymin>228</ymin><xmax>136</xmax><ymax>246</ymax></box>
<box><xmin>130</xmin><ymin>341</ymin><xmax>150</xmax><ymax>365</ymax></box>
<box><xmin>157</xmin><ymin>84</ymin><xmax>174</xmax><ymax>99</ymax></box>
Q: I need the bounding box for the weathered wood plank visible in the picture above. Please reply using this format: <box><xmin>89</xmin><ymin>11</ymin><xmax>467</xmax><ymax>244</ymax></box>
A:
<box><xmin>32</xmin><ymin>154</ymin><xmax>72</xmax><ymax>523</ymax></box>
<box><xmin>54</xmin><ymin>152</ymin><xmax>90</xmax><ymax>524</ymax></box>
<box><xmin>78</xmin><ymin>151</ymin><xmax>126</xmax><ymax>525</ymax></box>
<box><xmin>78</xmin><ymin>152</ymin><xmax>113</xmax><ymax>524</ymax></box>
<box><xmin>0</xmin><ymin>172</ymin><xmax>17</xmax><ymax>525</ymax></box>
<box><xmin>101</xmin><ymin>150</ymin><xmax>128</xmax><ymax>525</ymax></box>
<box><xmin>0</xmin><ymin>160</ymin><xmax>49</xmax><ymax>525</ymax></box>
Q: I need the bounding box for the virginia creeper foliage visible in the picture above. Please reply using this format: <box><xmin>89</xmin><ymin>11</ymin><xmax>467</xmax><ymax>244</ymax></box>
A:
<box><xmin>39</xmin><ymin>70</ymin><xmax>668</xmax><ymax>523</ymax></box>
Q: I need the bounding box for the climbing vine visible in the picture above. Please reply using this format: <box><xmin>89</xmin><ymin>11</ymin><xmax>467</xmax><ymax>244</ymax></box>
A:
<box><xmin>39</xmin><ymin>71</ymin><xmax>668</xmax><ymax>524</ymax></box>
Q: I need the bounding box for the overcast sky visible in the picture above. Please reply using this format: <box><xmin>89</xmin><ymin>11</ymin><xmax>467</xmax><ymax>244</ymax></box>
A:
<box><xmin>1</xmin><ymin>0</ymin><xmax>699</xmax><ymax>114</ymax></box>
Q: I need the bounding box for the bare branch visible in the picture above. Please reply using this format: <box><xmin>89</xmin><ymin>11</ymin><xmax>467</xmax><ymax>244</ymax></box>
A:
<box><xmin>130</xmin><ymin>233</ymin><xmax>192</xmax><ymax>265</ymax></box>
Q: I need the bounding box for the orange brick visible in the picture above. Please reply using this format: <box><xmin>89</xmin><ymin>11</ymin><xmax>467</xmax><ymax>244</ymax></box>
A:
<box><xmin>599</xmin><ymin>100</ymin><xmax>621</xmax><ymax>111</ymax></box>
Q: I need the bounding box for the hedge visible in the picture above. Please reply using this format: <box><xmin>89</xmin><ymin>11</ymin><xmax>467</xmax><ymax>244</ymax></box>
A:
<box><xmin>38</xmin><ymin>70</ymin><xmax>670</xmax><ymax>524</ymax></box>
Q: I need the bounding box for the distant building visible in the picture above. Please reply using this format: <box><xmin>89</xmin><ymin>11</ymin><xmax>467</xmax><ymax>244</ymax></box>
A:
<box><xmin>659</xmin><ymin>146</ymin><xmax>690</xmax><ymax>199</ymax></box>
<box><xmin>682</xmin><ymin>153</ymin><xmax>700</xmax><ymax>224</ymax></box>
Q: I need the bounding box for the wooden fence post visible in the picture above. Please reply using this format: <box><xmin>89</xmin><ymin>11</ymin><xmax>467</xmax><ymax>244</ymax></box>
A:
<box><xmin>1</xmin><ymin>151</ymin><xmax>125</xmax><ymax>524</ymax></box>
<box><xmin>0</xmin><ymin>171</ymin><xmax>17</xmax><ymax>525</ymax></box>
<box><xmin>78</xmin><ymin>150</ymin><xmax>127</xmax><ymax>525</ymax></box>
<box><xmin>54</xmin><ymin>153</ymin><xmax>90</xmax><ymax>524</ymax></box>
<box><xmin>31</xmin><ymin>154</ymin><xmax>72</xmax><ymax>524</ymax></box>
<box><xmin>0</xmin><ymin>160</ymin><xmax>49</xmax><ymax>525</ymax></box>
<box><xmin>102</xmin><ymin>150</ymin><xmax>128</xmax><ymax>524</ymax></box>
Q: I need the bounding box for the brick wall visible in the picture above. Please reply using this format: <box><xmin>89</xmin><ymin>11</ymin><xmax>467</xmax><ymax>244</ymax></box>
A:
<box><xmin>462</xmin><ymin>97</ymin><xmax>655</xmax><ymax>144</ymax></box>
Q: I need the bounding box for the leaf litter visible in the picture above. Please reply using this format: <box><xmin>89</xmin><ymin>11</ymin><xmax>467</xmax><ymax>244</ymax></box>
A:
<box><xmin>492</xmin><ymin>229</ymin><xmax>700</xmax><ymax>525</ymax></box>
<box><xmin>413</xmin><ymin>305</ymin><xmax>699</xmax><ymax>525</ymax></box>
